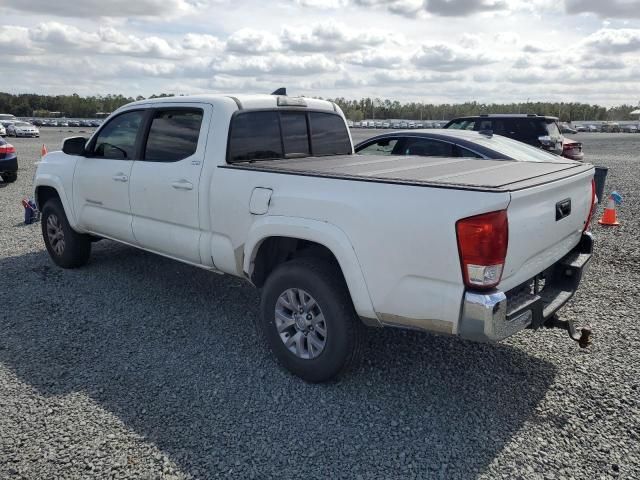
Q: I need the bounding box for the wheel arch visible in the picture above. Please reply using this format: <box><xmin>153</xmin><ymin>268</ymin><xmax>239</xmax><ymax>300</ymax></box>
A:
<box><xmin>35</xmin><ymin>177</ymin><xmax>78</xmax><ymax>228</ymax></box>
<box><xmin>245</xmin><ymin>217</ymin><xmax>379</xmax><ymax>324</ymax></box>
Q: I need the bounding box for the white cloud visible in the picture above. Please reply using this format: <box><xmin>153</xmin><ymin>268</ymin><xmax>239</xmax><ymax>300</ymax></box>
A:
<box><xmin>582</xmin><ymin>28</ymin><xmax>640</xmax><ymax>54</ymax></box>
<box><xmin>565</xmin><ymin>0</ymin><xmax>640</xmax><ymax>19</ymax></box>
<box><xmin>1</xmin><ymin>1</ymin><xmax>639</xmax><ymax>105</ymax></box>
<box><xmin>424</xmin><ymin>0</ymin><xmax>507</xmax><ymax>16</ymax></box>
<box><xmin>282</xmin><ymin>22</ymin><xmax>386</xmax><ymax>52</ymax></box>
<box><xmin>412</xmin><ymin>43</ymin><xmax>495</xmax><ymax>71</ymax></box>
<box><xmin>1</xmin><ymin>0</ymin><xmax>200</xmax><ymax>17</ymax></box>
<box><xmin>226</xmin><ymin>28</ymin><xmax>282</xmax><ymax>54</ymax></box>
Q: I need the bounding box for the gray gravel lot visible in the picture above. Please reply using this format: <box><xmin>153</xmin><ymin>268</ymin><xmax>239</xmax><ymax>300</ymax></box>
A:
<box><xmin>1</xmin><ymin>129</ymin><xmax>639</xmax><ymax>479</ymax></box>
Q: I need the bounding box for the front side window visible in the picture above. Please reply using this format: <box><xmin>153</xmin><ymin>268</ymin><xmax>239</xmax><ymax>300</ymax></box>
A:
<box><xmin>309</xmin><ymin>112</ymin><xmax>351</xmax><ymax>156</ymax></box>
<box><xmin>356</xmin><ymin>138</ymin><xmax>398</xmax><ymax>156</ymax></box>
<box><xmin>228</xmin><ymin>111</ymin><xmax>282</xmax><ymax>162</ymax></box>
<box><xmin>144</xmin><ymin>109</ymin><xmax>203</xmax><ymax>162</ymax></box>
<box><xmin>92</xmin><ymin>110</ymin><xmax>145</xmax><ymax>159</ymax></box>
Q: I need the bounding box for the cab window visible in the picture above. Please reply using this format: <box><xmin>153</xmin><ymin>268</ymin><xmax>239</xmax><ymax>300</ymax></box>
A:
<box><xmin>401</xmin><ymin>138</ymin><xmax>453</xmax><ymax>157</ymax></box>
<box><xmin>144</xmin><ymin>109</ymin><xmax>203</xmax><ymax>162</ymax></box>
<box><xmin>91</xmin><ymin>110</ymin><xmax>145</xmax><ymax>160</ymax></box>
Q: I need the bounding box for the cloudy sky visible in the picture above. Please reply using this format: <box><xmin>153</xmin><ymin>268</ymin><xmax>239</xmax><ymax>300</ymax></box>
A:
<box><xmin>1</xmin><ymin>0</ymin><xmax>639</xmax><ymax>105</ymax></box>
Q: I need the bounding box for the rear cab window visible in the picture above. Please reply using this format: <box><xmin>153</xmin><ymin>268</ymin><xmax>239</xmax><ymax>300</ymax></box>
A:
<box><xmin>228</xmin><ymin>110</ymin><xmax>351</xmax><ymax>163</ymax></box>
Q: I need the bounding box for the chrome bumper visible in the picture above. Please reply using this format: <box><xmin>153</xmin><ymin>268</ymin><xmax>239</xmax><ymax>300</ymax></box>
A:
<box><xmin>458</xmin><ymin>232</ymin><xmax>593</xmax><ymax>343</ymax></box>
<box><xmin>458</xmin><ymin>291</ymin><xmax>532</xmax><ymax>342</ymax></box>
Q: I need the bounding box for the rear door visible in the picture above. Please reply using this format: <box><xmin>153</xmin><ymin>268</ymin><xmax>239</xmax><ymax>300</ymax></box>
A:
<box><xmin>73</xmin><ymin>109</ymin><xmax>146</xmax><ymax>243</ymax></box>
<box><xmin>129</xmin><ymin>105</ymin><xmax>210</xmax><ymax>264</ymax></box>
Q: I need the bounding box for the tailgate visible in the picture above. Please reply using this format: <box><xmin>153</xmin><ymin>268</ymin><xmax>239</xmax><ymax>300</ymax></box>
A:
<box><xmin>499</xmin><ymin>167</ymin><xmax>595</xmax><ymax>291</ymax></box>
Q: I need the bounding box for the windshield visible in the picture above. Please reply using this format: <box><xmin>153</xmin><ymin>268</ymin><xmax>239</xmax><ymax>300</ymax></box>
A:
<box><xmin>15</xmin><ymin>122</ymin><xmax>32</xmax><ymax>127</ymax></box>
<box><xmin>471</xmin><ymin>134</ymin><xmax>570</xmax><ymax>163</ymax></box>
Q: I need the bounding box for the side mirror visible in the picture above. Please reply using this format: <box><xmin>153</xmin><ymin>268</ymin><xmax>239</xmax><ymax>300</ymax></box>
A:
<box><xmin>62</xmin><ymin>136</ymin><xmax>87</xmax><ymax>156</ymax></box>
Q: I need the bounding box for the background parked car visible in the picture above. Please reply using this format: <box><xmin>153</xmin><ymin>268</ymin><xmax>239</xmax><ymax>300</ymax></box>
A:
<box><xmin>621</xmin><ymin>124</ymin><xmax>639</xmax><ymax>133</ymax></box>
<box><xmin>0</xmin><ymin>137</ymin><xmax>18</xmax><ymax>183</ymax></box>
<box><xmin>560</xmin><ymin>122</ymin><xmax>577</xmax><ymax>134</ymax></box>
<box><xmin>354</xmin><ymin>129</ymin><xmax>578</xmax><ymax>164</ymax></box>
<box><xmin>562</xmin><ymin>138</ymin><xmax>584</xmax><ymax>161</ymax></box>
<box><xmin>0</xmin><ymin>124</ymin><xmax>5</xmax><ymax>136</ymax></box>
<box><xmin>601</xmin><ymin>122</ymin><xmax>620</xmax><ymax>133</ymax></box>
<box><xmin>7</xmin><ymin>121</ymin><xmax>40</xmax><ymax>138</ymax></box>
<box><xmin>444</xmin><ymin>114</ymin><xmax>565</xmax><ymax>155</ymax></box>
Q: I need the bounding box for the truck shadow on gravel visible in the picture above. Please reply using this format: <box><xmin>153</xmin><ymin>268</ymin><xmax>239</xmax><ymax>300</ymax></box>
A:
<box><xmin>0</xmin><ymin>242</ymin><xmax>557</xmax><ymax>479</ymax></box>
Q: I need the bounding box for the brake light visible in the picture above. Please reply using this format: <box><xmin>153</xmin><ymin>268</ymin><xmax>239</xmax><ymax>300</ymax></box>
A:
<box><xmin>0</xmin><ymin>144</ymin><xmax>16</xmax><ymax>155</ymax></box>
<box><xmin>456</xmin><ymin>210</ymin><xmax>508</xmax><ymax>289</ymax></box>
<box><xmin>584</xmin><ymin>179</ymin><xmax>596</xmax><ymax>232</ymax></box>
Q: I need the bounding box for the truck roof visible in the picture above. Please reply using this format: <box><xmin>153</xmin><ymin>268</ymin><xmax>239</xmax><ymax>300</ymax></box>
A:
<box><xmin>125</xmin><ymin>94</ymin><xmax>337</xmax><ymax>112</ymax></box>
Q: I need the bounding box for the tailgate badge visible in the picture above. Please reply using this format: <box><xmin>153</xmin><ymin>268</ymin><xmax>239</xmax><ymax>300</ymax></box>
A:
<box><xmin>556</xmin><ymin>198</ymin><xmax>571</xmax><ymax>221</ymax></box>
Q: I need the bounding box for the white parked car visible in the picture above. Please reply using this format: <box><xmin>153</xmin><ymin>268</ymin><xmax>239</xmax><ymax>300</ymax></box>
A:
<box><xmin>7</xmin><ymin>121</ymin><xmax>39</xmax><ymax>137</ymax></box>
<box><xmin>0</xmin><ymin>124</ymin><xmax>5</xmax><ymax>136</ymax></box>
<box><xmin>33</xmin><ymin>93</ymin><xmax>596</xmax><ymax>382</ymax></box>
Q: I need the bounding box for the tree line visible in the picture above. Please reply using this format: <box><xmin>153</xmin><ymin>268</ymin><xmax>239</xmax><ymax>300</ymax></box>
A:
<box><xmin>1</xmin><ymin>91</ymin><xmax>637</xmax><ymax>122</ymax></box>
<box><xmin>328</xmin><ymin>98</ymin><xmax>640</xmax><ymax>123</ymax></box>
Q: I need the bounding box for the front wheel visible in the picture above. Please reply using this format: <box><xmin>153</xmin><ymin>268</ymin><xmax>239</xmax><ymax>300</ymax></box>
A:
<box><xmin>259</xmin><ymin>258</ymin><xmax>364</xmax><ymax>382</ymax></box>
<box><xmin>41</xmin><ymin>198</ymin><xmax>92</xmax><ymax>268</ymax></box>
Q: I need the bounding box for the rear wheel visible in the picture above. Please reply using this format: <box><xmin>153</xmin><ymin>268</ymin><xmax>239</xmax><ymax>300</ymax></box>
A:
<box><xmin>41</xmin><ymin>198</ymin><xmax>91</xmax><ymax>268</ymax></box>
<box><xmin>1</xmin><ymin>172</ymin><xmax>17</xmax><ymax>183</ymax></box>
<box><xmin>259</xmin><ymin>257</ymin><xmax>364</xmax><ymax>382</ymax></box>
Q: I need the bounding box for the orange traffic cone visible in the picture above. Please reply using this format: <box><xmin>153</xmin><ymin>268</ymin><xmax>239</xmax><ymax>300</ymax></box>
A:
<box><xmin>598</xmin><ymin>196</ymin><xmax>620</xmax><ymax>226</ymax></box>
<box><xmin>40</xmin><ymin>144</ymin><xmax>48</xmax><ymax>158</ymax></box>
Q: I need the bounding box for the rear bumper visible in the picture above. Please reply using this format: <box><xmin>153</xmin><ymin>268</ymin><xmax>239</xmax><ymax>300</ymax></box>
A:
<box><xmin>0</xmin><ymin>156</ymin><xmax>18</xmax><ymax>173</ymax></box>
<box><xmin>458</xmin><ymin>232</ymin><xmax>593</xmax><ymax>342</ymax></box>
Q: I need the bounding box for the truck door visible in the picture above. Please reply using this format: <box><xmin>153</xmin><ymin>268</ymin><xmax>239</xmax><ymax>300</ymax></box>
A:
<box><xmin>129</xmin><ymin>105</ymin><xmax>210</xmax><ymax>264</ymax></box>
<box><xmin>73</xmin><ymin>109</ymin><xmax>146</xmax><ymax>244</ymax></box>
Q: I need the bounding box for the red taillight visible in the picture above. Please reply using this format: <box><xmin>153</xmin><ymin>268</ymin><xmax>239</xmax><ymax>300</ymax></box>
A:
<box><xmin>456</xmin><ymin>210</ymin><xmax>508</xmax><ymax>290</ymax></box>
<box><xmin>563</xmin><ymin>142</ymin><xmax>581</xmax><ymax>152</ymax></box>
<box><xmin>0</xmin><ymin>144</ymin><xmax>16</xmax><ymax>154</ymax></box>
<box><xmin>584</xmin><ymin>179</ymin><xmax>596</xmax><ymax>232</ymax></box>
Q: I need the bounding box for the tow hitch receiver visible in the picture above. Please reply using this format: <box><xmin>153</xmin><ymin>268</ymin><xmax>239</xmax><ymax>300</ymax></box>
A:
<box><xmin>544</xmin><ymin>314</ymin><xmax>592</xmax><ymax>348</ymax></box>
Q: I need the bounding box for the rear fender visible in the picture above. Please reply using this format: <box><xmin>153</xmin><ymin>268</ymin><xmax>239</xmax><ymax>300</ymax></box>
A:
<box><xmin>244</xmin><ymin>216</ymin><xmax>378</xmax><ymax>322</ymax></box>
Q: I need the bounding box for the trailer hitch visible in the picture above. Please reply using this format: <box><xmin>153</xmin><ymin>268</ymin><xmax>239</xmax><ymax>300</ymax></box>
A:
<box><xmin>544</xmin><ymin>314</ymin><xmax>592</xmax><ymax>348</ymax></box>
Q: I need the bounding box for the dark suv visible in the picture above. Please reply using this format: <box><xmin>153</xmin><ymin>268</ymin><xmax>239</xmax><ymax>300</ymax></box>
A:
<box><xmin>444</xmin><ymin>114</ymin><xmax>564</xmax><ymax>155</ymax></box>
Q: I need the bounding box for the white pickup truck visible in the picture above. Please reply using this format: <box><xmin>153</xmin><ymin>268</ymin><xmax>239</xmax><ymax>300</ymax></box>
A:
<box><xmin>34</xmin><ymin>93</ymin><xmax>596</xmax><ymax>382</ymax></box>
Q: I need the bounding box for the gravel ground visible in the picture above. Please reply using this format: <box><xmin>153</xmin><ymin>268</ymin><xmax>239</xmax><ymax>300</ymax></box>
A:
<box><xmin>1</xmin><ymin>129</ymin><xmax>639</xmax><ymax>479</ymax></box>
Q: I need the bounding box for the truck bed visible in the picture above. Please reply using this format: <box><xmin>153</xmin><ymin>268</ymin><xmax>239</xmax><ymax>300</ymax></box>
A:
<box><xmin>222</xmin><ymin>154</ymin><xmax>594</xmax><ymax>192</ymax></box>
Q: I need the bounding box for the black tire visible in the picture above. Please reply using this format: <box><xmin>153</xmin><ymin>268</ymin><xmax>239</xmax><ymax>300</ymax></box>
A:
<box><xmin>1</xmin><ymin>172</ymin><xmax>17</xmax><ymax>183</ymax></box>
<box><xmin>41</xmin><ymin>198</ymin><xmax>91</xmax><ymax>268</ymax></box>
<box><xmin>259</xmin><ymin>257</ymin><xmax>364</xmax><ymax>382</ymax></box>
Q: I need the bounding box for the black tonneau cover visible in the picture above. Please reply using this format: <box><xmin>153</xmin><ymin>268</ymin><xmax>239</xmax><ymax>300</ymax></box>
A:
<box><xmin>222</xmin><ymin>154</ymin><xmax>594</xmax><ymax>192</ymax></box>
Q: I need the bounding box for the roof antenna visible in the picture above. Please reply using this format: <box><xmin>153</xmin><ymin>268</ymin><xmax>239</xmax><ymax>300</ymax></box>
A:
<box><xmin>271</xmin><ymin>87</ymin><xmax>287</xmax><ymax>96</ymax></box>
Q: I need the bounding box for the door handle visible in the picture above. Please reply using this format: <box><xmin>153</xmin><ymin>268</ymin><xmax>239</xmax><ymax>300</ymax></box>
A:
<box><xmin>112</xmin><ymin>174</ymin><xmax>128</xmax><ymax>182</ymax></box>
<box><xmin>171</xmin><ymin>180</ymin><xmax>194</xmax><ymax>191</ymax></box>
